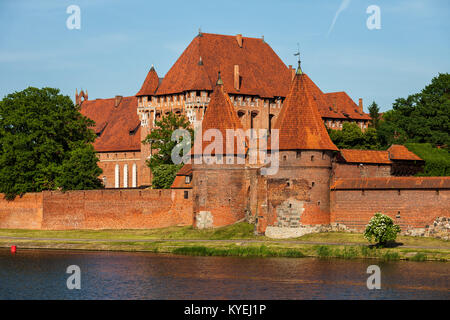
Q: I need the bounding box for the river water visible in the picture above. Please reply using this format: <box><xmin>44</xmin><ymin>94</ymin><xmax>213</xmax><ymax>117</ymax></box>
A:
<box><xmin>0</xmin><ymin>249</ymin><xmax>448</xmax><ymax>299</ymax></box>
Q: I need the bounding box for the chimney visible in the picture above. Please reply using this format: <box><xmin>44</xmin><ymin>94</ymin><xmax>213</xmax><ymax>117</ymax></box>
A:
<box><xmin>236</xmin><ymin>34</ymin><xmax>243</xmax><ymax>48</ymax></box>
<box><xmin>115</xmin><ymin>95</ymin><xmax>123</xmax><ymax>107</ymax></box>
<box><xmin>289</xmin><ymin>65</ymin><xmax>295</xmax><ymax>81</ymax></box>
<box><xmin>234</xmin><ymin>65</ymin><xmax>240</xmax><ymax>91</ymax></box>
<box><xmin>358</xmin><ymin>98</ymin><xmax>363</xmax><ymax>113</ymax></box>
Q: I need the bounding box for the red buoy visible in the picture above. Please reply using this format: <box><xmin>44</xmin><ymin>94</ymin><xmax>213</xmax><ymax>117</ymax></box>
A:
<box><xmin>11</xmin><ymin>245</ymin><xmax>16</xmax><ymax>254</ymax></box>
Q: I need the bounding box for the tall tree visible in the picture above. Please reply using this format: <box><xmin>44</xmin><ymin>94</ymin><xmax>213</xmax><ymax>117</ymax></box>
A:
<box><xmin>142</xmin><ymin>112</ymin><xmax>194</xmax><ymax>169</ymax></box>
<box><xmin>378</xmin><ymin>73</ymin><xmax>450</xmax><ymax>147</ymax></box>
<box><xmin>142</xmin><ymin>112</ymin><xmax>193</xmax><ymax>188</ymax></box>
<box><xmin>368</xmin><ymin>101</ymin><xmax>381</xmax><ymax>128</ymax></box>
<box><xmin>328</xmin><ymin>122</ymin><xmax>380</xmax><ymax>150</ymax></box>
<box><xmin>0</xmin><ymin>87</ymin><xmax>103</xmax><ymax>198</ymax></box>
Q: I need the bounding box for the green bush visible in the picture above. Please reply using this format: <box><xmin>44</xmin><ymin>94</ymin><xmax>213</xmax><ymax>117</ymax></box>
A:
<box><xmin>409</xmin><ymin>252</ymin><xmax>427</xmax><ymax>262</ymax></box>
<box><xmin>364</xmin><ymin>212</ymin><xmax>401</xmax><ymax>246</ymax></box>
<box><xmin>382</xmin><ymin>251</ymin><xmax>400</xmax><ymax>261</ymax></box>
<box><xmin>316</xmin><ymin>245</ymin><xmax>332</xmax><ymax>258</ymax></box>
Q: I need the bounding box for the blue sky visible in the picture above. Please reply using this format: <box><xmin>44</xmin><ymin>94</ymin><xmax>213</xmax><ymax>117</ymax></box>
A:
<box><xmin>0</xmin><ymin>0</ymin><xmax>449</xmax><ymax>111</ymax></box>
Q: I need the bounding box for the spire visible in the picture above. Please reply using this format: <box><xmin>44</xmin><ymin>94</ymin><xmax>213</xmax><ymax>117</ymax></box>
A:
<box><xmin>192</xmin><ymin>81</ymin><xmax>246</xmax><ymax>156</ymax></box>
<box><xmin>294</xmin><ymin>44</ymin><xmax>302</xmax><ymax>75</ymax></box>
<box><xmin>136</xmin><ymin>65</ymin><xmax>159</xmax><ymax>96</ymax></box>
<box><xmin>216</xmin><ymin>71</ymin><xmax>223</xmax><ymax>86</ymax></box>
<box><xmin>273</xmin><ymin>72</ymin><xmax>338</xmax><ymax>151</ymax></box>
<box><xmin>197</xmin><ymin>27</ymin><xmax>203</xmax><ymax>37</ymax></box>
<box><xmin>296</xmin><ymin>58</ymin><xmax>302</xmax><ymax>75</ymax></box>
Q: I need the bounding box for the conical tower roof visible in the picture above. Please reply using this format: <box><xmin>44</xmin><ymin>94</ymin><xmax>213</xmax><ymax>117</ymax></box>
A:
<box><xmin>273</xmin><ymin>72</ymin><xmax>338</xmax><ymax>151</ymax></box>
<box><xmin>136</xmin><ymin>66</ymin><xmax>159</xmax><ymax>96</ymax></box>
<box><xmin>192</xmin><ymin>76</ymin><xmax>246</xmax><ymax>156</ymax></box>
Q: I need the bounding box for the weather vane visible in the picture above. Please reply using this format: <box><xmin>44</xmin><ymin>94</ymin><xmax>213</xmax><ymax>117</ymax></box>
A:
<box><xmin>294</xmin><ymin>43</ymin><xmax>302</xmax><ymax>74</ymax></box>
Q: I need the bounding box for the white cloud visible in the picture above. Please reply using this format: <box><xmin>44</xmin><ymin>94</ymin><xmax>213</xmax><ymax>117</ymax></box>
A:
<box><xmin>327</xmin><ymin>0</ymin><xmax>351</xmax><ymax>37</ymax></box>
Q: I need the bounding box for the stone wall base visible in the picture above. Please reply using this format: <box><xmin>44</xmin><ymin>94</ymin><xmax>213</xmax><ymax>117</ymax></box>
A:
<box><xmin>402</xmin><ymin>217</ymin><xmax>450</xmax><ymax>240</ymax></box>
<box><xmin>265</xmin><ymin>223</ymin><xmax>356</xmax><ymax>239</ymax></box>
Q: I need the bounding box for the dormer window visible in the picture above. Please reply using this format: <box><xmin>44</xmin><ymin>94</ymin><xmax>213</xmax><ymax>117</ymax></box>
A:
<box><xmin>185</xmin><ymin>175</ymin><xmax>191</xmax><ymax>184</ymax></box>
<box><xmin>129</xmin><ymin>123</ymin><xmax>140</xmax><ymax>136</ymax></box>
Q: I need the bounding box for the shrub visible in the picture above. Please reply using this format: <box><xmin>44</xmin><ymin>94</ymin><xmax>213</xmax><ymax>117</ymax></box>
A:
<box><xmin>316</xmin><ymin>245</ymin><xmax>332</xmax><ymax>258</ymax></box>
<box><xmin>364</xmin><ymin>212</ymin><xmax>401</xmax><ymax>246</ymax></box>
<box><xmin>409</xmin><ymin>252</ymin><xmax>427</xmax><ymax>262</ymax></box>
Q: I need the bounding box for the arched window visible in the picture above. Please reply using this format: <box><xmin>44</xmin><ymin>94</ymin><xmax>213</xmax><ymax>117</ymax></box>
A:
<box><xmin>132</xmin><ymin>163</ymin><xmax>137</xmax><ymax>188</ymax></box>
<box><xmin>123</xmin><ymin>164</ymin><xmax>128</xmax><ymax>188</ymax></box>
<box><xmin>115</xmin><ymin>164</ymin><xmax>120</xmax><ymax>188</ymax></box>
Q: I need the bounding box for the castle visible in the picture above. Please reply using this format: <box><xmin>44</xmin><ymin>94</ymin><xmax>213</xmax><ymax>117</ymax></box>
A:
<box><xmin>3</xmin><ymin>32</ymin><xmax>443</xmax><ymax>236</ymax></box>
<box><xmin>77</xmin><ymin>32</ymin><xmax>372</xmax><ymax>190</ymax></box>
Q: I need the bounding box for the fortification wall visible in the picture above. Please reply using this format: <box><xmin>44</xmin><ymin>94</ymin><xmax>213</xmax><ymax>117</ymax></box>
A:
<box><xmin>0</xmin><ymin>189</ymin><xmax>192</xmax><ymax>230</ymax></box>
<box><xmin>193</xmin><ymin>160</ymin><xmax>247</xmax><ymax>229</ymax></box>
<box><xmin>332</xmin><ymin>163</ymin><xmax>391</xmax><ymax>180</ymax></box>
<box><xmin>0</xmin><ymin>193</ymin><xmax>44</xmax><ymax>229</ymax></box>
<box><xmin>330</xmin><ymin>178</ymin><xmax>450</xmax><ymax>231</ymax></box>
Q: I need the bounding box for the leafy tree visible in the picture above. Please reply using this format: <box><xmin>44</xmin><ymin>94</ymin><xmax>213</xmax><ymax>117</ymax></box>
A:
<box><xmin>364</xmin><ymin>212</ymin><xmax>401</xmax><ymax>246</ymax></box>
<box><xmin>379</xmin><ymin>73</ymin><xmax>450</xmax><ymax>147</ymax></box>
<box><xmin>55</xmin><ymin>142</ymin><xmax>104</xmax><ymax>190</ymax></box>
<box><xmin>368</xmin><ymin>101</ymin><xmax>381</xmax><ymax>129</ymax></box>
<box><xmin>328</xmin><ymin>122</ymin><xmax>380</xmax><ymax>150</ymax></box>
<box><xmin>142</xmin><ymin>112</ymin><xmax>194</xmax><ymax>169</ymax></box>
<box><xmin>151</xmin><ymin>164</ymin><xmax>183</xmax><ymax>189</ymax></box>
<box><xmin>0</xmin><ymin>87</ymin><xmax>103</xmax><ymax>198</ymax></box>
<box><xmin>376</xmin><ymin>110</ymin><xmax>408</xmax><ymax>147</ymax></box>
<box><xmin>142</xmin><ymin>112</ymin><xmax>193</xmax><ymax>188</ymax></box>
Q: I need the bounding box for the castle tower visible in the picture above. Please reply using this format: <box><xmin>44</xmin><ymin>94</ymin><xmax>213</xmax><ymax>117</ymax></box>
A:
<box><xmin>255</xmin><ymin>64</ymin><xmax>338</xmax><ymax>235</ymax></box>
<box><xmin>136</xmin><ymin>65</ymin><xmax>160</xmax><ymax>186</ymax></box>
<box><xmin>191</xmin><ymin>73</ymin><xmax>248</xmax><ymax>229</ymax></box>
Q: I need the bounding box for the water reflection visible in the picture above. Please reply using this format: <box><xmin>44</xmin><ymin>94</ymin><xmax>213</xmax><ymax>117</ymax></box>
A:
<box><xmin>0</xmin><ymin>249</ymin><xmax>448</xmax><ymax>300</ymax></box>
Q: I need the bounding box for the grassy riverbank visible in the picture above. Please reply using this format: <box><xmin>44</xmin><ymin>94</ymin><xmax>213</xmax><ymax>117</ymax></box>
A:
<box><xmin>0</xmin><ymin>223</ymin><xmax>448</xmax><ymax>261</ymax></box>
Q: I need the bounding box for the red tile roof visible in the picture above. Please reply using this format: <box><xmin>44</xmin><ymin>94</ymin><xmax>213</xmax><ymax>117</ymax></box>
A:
<box><xmin>136</xmin><ymin>66</ymin><xmax>160</xmax><ymax>96</ymax></box>
<box><xmin>191</xmin><ymin>79</ymin><xmax>247</xmax><ymax>155</ymax></box>
<box><xmin>273</xmin><ymin>72</ymin><xmax>338</xmax><ymax>151</ymax></box>
<box><xmin>154</xmin><ymin>33</ymin><xmax>291</xmax><ymax>98</ymax></box>
<box><xmin>177</xmin><ymin>163</ymin><xmax>192</xmax><ymax>176</ymax></box>
<box><xmin>339</xmin><ymin>149</ymin><xmax>392</xmax><ymax>164</ymax></box>
<box><xmin>388</xmin><ymin>145</ymin><xmax>423</xmax><ymax>161</ymax></box>
<box><xmin>171</xmin><ymin>164</ymin><xmax>193</xmax><ymax>189</ymax></box>
<box><xmin>301</xmin><ymin>75</ymin><xmax>347</xmax><ymax>120</ymax></box>
<box><xmin>80</xmin><ymin>96</ymin><xmax>141</xmax><ymax>152</ymax></box>
<box><xmin>135</xmin><ymin>33</ymin><xmax>370</xmax><ymax>122</ymax></box>
<box><xmin>331</xmin><ymin>177</ymin><xmax>450</xmax><ymax>190</ymax></box>
<box><xmin>324</xmin><ymin>92</ymin><xmax>371</xmax><ymax>120</ymax></box>
<box><xmin>171</xmin><ymin>176</ymin><xmax>192</xmax><ymax>189</ymax></box>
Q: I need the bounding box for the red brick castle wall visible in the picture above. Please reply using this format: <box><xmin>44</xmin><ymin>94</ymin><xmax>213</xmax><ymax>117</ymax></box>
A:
<box><xmin>0</xmin><ymin>189</ymin><xmax>192</xmax><ymax>230</ymax></box>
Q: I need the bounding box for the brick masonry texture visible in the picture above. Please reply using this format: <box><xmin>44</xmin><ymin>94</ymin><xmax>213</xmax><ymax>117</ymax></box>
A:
<box><xmin>330</xmin><ymin>189</ymin><xmax>450</xmax><ymax>231</ymax></box>
<box><xmin>0</xmin><ymin>189</ymin><xmax>192</xmax><ymax>230</ymax></box>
